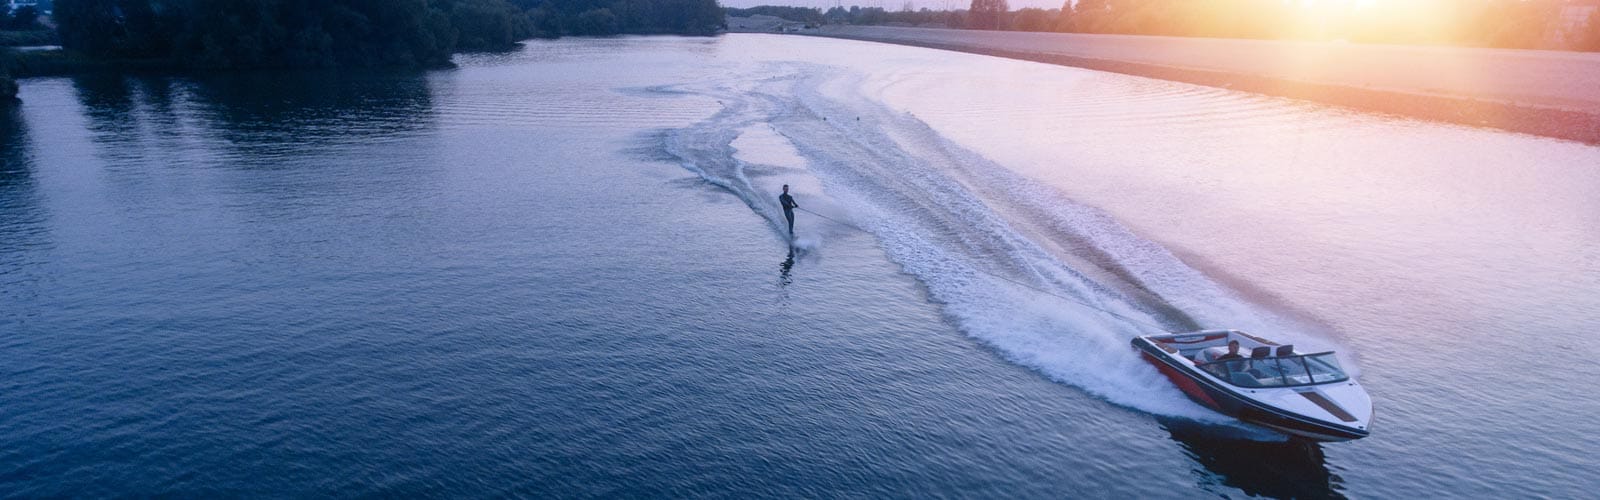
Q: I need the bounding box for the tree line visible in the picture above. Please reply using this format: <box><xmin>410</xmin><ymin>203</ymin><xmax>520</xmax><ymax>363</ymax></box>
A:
<box><xmin>0</xmin><ymin>3</ymin><xmax>50</xmax><ymax>101</ymax></box>
<box><xmin>725</xmin><ymin>6</ymin><xmax>824</xmax><ymax>26</ymax></box>
<box><xmin>1</xmin><ymin>3</ymin><xmax>56</xmax><ymax>46</ymax></box>
<box><xmin>1</xmin><ymin>5</ymin><xmax>46</xmax><ymax>31</ymax></box>
<box><xmin>44</xmin><ymin>0</ymin><xmax>724</xmax><ymax>70</ymax></box>
<box><xmin>759</xmin><ymin>0</ymin><xmax>1600</xmax><ymax>52</ymax></box>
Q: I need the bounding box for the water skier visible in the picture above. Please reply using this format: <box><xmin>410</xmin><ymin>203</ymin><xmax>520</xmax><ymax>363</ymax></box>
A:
<box><xmin>779</xmin><ymin>185</ymin><xmax>799</xmax><ymax>236</ymax></box>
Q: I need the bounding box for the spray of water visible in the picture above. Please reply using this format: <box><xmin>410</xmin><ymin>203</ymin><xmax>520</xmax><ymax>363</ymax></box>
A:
<box><xmin>660</xmin><ymin>62</ymin><xmax>1341</xmax><ymax>431</ymax></box>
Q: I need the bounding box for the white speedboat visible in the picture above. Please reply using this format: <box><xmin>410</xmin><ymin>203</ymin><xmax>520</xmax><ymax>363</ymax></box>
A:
<box><xmin>1131</xmin><ymin>329</ymin><xmax>1372</xmax><ymax>441</ymax></box>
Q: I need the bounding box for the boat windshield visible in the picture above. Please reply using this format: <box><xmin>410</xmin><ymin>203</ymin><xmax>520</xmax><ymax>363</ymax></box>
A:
<box><xmin>1201</xmin><ymin>353</ymin><xmax>1350</xmax><ymax>388</ymax></box>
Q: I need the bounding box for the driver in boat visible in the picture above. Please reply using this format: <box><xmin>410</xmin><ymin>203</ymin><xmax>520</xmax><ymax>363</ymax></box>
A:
<box><xmin>1198</xmin><ymin>340</ymin><xmax>1245</xmax><ymax>363</ymax></box>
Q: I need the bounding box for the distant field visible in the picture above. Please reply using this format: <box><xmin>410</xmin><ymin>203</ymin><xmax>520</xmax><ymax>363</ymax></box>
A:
<box><xmin>804</xmin><ymin>25</ymin><xmax>1600</xmax><ymax>143</ymax></box>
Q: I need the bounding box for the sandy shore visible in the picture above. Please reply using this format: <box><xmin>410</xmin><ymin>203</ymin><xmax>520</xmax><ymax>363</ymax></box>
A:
<box><xmin>803</xmin><ymin>26</ymin><xmax>1600</xmax><ymax>144</ymax></box>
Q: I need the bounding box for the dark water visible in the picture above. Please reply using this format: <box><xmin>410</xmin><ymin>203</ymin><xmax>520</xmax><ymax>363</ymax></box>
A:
<box><xmin>2</xmin><ymin>35</ymin><xmax>1596</xmax><ymax>497</ymax></box>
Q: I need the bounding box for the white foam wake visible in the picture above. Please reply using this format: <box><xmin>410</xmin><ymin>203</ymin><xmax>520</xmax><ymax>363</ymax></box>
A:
<box><xmin>662</xmin><ymin>61</ymin><xmax>1342</xmax><ymax>428</ymax></box>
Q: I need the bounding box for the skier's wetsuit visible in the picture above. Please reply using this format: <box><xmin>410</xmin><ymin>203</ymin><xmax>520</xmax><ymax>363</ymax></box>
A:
<box><xmin>779</xmin><ymin>192</ymin><xmax>798</xmax><ymax>235</ymax></box>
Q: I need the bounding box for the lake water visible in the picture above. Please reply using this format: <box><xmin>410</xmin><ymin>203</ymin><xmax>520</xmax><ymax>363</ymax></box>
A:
<box><xmin>2</xmin><ymin>34</ymin><xmax>1596</xmax><ymax>497</ymax></box>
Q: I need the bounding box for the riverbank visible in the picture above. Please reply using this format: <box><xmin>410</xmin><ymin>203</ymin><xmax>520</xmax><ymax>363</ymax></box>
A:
<box><xmin>3</xmin><ymin>49</ymin><xmax>180</xmax><ymax>79</ymax></box>
<box><xmin>805</xmin><ymin>26</ymin><xmax>1600</xmax><ymax>144</ymax></box>
<box><xmin>1</xmin><ymin>72</ymin><xmax>14</xmax><ymax>101</ymax></box>
<box><xmin>0</xmin><ymin>30</ymin><xmax>56</xmax><ymax>47</ymax></box>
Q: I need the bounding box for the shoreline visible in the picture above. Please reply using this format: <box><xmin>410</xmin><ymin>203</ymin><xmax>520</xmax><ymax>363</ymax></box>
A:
<box><xmin>799</xmin><ymin>26</ymin><xmax>1600</xmax><ymax>144</ymax></box>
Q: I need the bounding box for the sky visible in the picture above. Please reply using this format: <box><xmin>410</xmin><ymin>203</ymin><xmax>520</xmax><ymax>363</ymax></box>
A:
<box><xmin>721</xmin><ymin>0</ymin><xmax>1069</xmax><ymax>10</ymax></box>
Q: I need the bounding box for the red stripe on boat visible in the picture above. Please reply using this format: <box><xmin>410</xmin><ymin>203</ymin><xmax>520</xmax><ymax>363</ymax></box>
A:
<box><xmin>1144</xmin><ymin>353</ymin><xmax>1220</xmax><ymax>409</ymax></box>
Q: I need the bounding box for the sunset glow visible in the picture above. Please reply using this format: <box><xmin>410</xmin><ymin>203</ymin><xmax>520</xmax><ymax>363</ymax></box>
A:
<box><xmin>1039</xmin><ymin>0</ymin><xmax>1595</xmax><ymax>50</ymax></box>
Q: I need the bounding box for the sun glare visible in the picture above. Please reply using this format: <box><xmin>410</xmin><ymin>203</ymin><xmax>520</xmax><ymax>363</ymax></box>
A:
<box><xmin>1273</xmin><ymin>0</ymin><xmax>1479</xmax><ymax>44</ymax></box>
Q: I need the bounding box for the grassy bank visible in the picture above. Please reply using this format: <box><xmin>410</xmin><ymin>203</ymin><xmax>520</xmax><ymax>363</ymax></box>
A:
<box><xmin>2</xmin><ymin>48</ymin><xmax>174</xmax><ymax>103</ymax></box>
<box><xmin>0</xmin><ymin>30</ymin><xmax>57</xmax><ymax>47</ymax></box>
<box><xmin>4</xmin><ymin>49</ymin><xmax>181</xmax><ymax>78</ymax></box>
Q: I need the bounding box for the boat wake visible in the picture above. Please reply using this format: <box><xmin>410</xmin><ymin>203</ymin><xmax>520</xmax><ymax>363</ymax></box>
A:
<box><xmin>656</xmin><ymin>61</ymin><xmax>1342</xmax><ymax>428</ymax></box>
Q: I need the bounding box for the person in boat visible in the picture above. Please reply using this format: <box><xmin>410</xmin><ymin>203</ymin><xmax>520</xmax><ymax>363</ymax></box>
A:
<box><xmin>1196</xmin><ymin>339</ymin><xmax>1241</xmax><ymax>363</ymax></box>
<box><xmin>1211</xmin><ymin>340</ymin><xmax>1244</xmax><ymax>362</ymax></box>
<box><xmin>779</xmin><ymin>185</ymin><xmax>799</xmax><ymax>236</ymax></box>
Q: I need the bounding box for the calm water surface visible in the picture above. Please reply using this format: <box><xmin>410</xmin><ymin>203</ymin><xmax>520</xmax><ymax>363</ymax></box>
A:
<box><xmin>2</xmin><ymin>35</ymin><xmax>1596</xmax><ymax>497</ymax></box>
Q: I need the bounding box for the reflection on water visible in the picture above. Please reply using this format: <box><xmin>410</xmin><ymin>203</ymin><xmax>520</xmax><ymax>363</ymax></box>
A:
<box><xmin>0</xmin><ymin>104</ymin><xmax>27</xmax><ymax>176</ymax></box>
<box><xmin>0</xmin><ymin>105</ymin><xmax>34</xmax><ymax>212</ymax></box>
<box><xmin>184</xmin><ymin>71</ymin><xmax>436</xmax><ymax>146</ymax></box>
<box><xmin>69</xmin><ymin>74</ymin><xmax>140</xmax><ymax>122</ymax></box>
<box><xmin>779</xmin><ymin>248</ymin><xmax>795</xmax><ymax>287</ymax></box>
<box><xmin>69</xmin><ymin>75</ymin><xmax>180</xmax><ymax>167</ymax></box>
<box><xmin>65</xmin><ymin>71</ymin><xmax>436</xmax><ymax>166</ymax></box>
<box><xmin>0</xmin><ymin>104</ymin><xmax>46</xmax><ymax>305</ymax></box>
<box><xmin>1162</xmin><ymin>419</ymin><xmax>1344</xmax><ymax>499</ymax></box>
<box><xmin>0</xmin><ymin>103</ymin><xmax>35</xmax><ymax>205</ymax></box>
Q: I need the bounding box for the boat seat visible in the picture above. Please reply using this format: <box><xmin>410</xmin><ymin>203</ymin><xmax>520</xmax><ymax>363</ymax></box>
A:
<box><xmin>1196</xmin><ymin>347</ymin><xmax>1229</xmax><ymax>363</ymax></box>
<box><xmin>1251</xmin><ymin>346</ymin><xmax>1272</xmax><ymax>358</ymax></box>
<box><xmin>1277</xmin><ymin>345</ymin><xmax>1295</xmax><ymax>357</ymax></box>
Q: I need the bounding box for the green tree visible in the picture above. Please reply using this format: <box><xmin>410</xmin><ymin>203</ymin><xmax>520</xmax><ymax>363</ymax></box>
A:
<box><xmin>528</xmin><ymin>3</ymin><xmax>562</xmax><ymax>37</ymax></box>
<box><xmin>54</xmin><ymin>0</ymin><xmax>462</xmax><ymax>68</ymax></box>
<box><xmin>6</xmin><ymin>6</ymin><xmax>43</xmax><ymax>30</ymax></box>
<box><xmin>1053</xmin><ymin>0</ymin><xmax>1075</xmax><ymax>32</ymax></box>
<box><xmin>1472</xmin><ymin>0</ymin><xmax>1560</xmax><ymax>49</ymax></box>
<box><xmin>1012</xmin><ymin>8</ymin><xmax>1053</xmax><ymax>32</ymax></box>
<box><xmin>52</xmin><ymin>0</ymin><xmax>729</xmax><ymax>69</ymax></box>
<box><xmin>1580</xmin><ymin>9</ymin><xmax>1600</xmax><ymax>51</ymax></box>
<box><xmin>725</xmin><ymin>6</ymin><xmax>824</xmax><ymax>25</ymax></box>
<box><xmin>968</xmin><ymin>0</ymin><xmax>1008</xmax><ymax>30</ymax></box>
<box><xmin>53</xmin><ymin>0</ymin><xmax>123</xmax><ymax>57</ymax></box>
<box><xmin>1073</xmin><ymin>0</ymin><xmax>1110</xmax><ymax>33</ymax></box>
<box><xmin>824</xmin><ymin>6</ymin><xmax>847</xmax><ymax>23</ymax></box>
<box><xmin>441</xmin><ymin>0</ymin><xmax>533</xmax><ymax>50</ymax></box>
<box><xmin>571</xmin><ymin>8</ymin><xmax>619</xmax><ymax>35</ymax></box>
